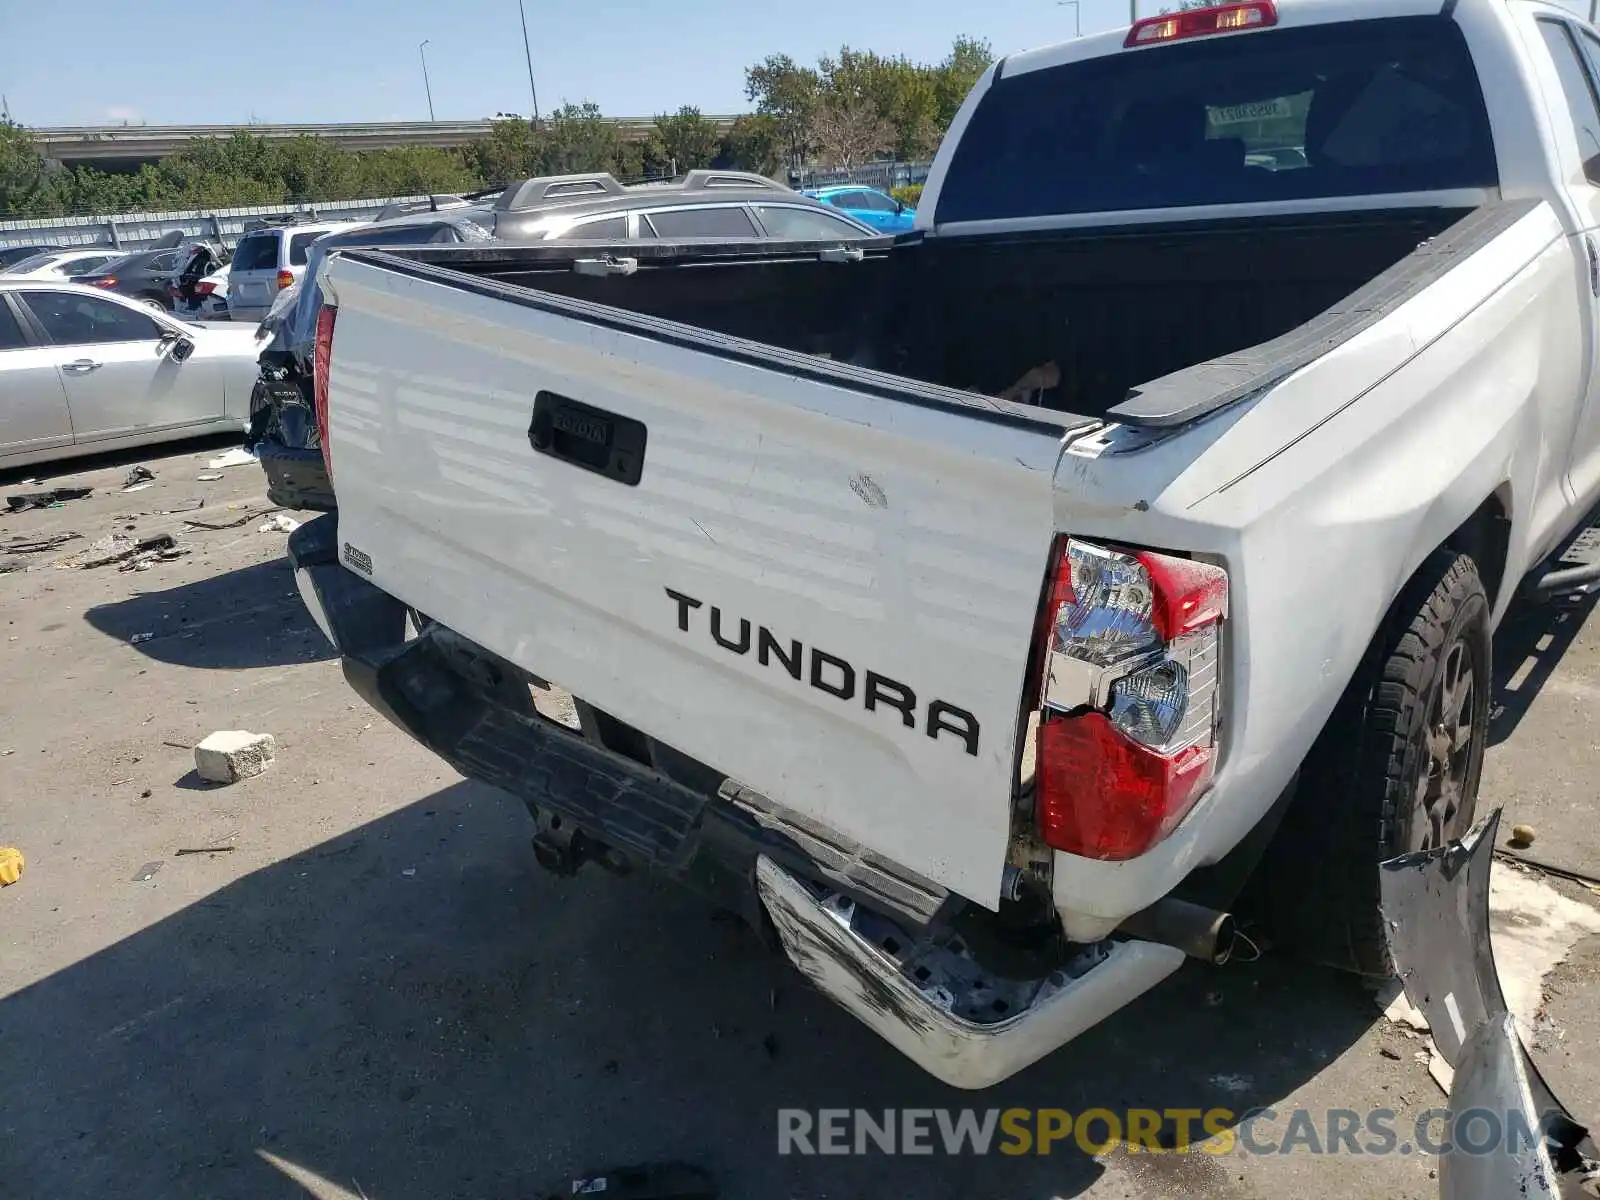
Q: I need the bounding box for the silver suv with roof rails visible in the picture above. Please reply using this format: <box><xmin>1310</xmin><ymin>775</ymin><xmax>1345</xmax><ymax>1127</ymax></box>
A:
<box><xmin>482</xmin><ymin>170</ymin><xmax>878</xmax><ymax>241</ymax></box>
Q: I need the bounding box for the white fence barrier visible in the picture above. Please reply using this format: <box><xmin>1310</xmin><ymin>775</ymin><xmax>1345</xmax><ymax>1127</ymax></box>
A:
<box><xmin>0</xmin><ymin>194</ymin><xmax>431</xmax><ymax>253</ymax></box>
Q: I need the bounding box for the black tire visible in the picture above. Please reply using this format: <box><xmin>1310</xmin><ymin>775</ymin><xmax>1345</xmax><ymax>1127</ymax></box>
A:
<box><xmin>1258</xmin><ymin>550</ymin><xmax>1491</xmax><ymax>976</ymax></box>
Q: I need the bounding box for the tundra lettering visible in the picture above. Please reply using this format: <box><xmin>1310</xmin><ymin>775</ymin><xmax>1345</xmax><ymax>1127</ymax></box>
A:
<box><xmin>665</xmin><ymin>587</ymin><xmax>980</xmax><ymax>755</ymax></box>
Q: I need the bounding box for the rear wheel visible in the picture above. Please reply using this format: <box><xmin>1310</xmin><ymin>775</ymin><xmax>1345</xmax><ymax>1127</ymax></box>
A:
<box><xmin>1259</xmin><ymin>550</ymin><xmax>1490</xmax><ymax>975</ymax></box>
<box><xmin>138</xmin><ymin>295</ymin><xmax>169</xmax><ymax>312</ymax></box>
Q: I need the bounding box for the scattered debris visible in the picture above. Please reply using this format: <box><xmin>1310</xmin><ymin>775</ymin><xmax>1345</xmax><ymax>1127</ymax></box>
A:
<box><xmin>122</xmin><ymin>482</ymin><xmax>155</xmax><ymax>493</ymax></box>
<box><xmin>0</xmin><ymin>559</ymin><xmax>25</xmax><ymax>574</ymax></box>
<box><xmin>123</xmin><ymin>466</ymin><xmax>156</xmax><ymax>489</ymax></box>
<box><xmin>0</xmin><ymin>749</ymin><xmax>13</xmax><ymax>756</ymax></box>
<box><xmin>401</xmin><ymin>867</ymin><xmax>417</xmax><ymax>877</ymax></box>
<box><xmin>1496</xmin><ymin>845</ymin><xmax>1600</xmax><ymax>889</ymax></box>
<box><xmin>6</xmin><ymin>486</ymin><xmax>92</xmax><ymax>512</ymax></box>
<box><xmin>1208</xmin><ymin>1073</ymin><xmax>1253</xmax><ymax>1094</ymax></box>
<box><xmin>194</xmin><ymin>730</ymin><xmax>276</xmax><ymax>783</ymax></box>
<box><xmin>1378</xmin><ymin>1046</ymin><xmax>1402</xmax><ymax>1061</ymax></box>
<box><xmin>130</xmin><ymin>633</ymin><xmax>155</xmax><ymax>645</ymax></box>
<box><xmin>131</xmin><ymin>861</ymin><xmax>162</xmax><ymax>883</ymax></box>
<box><xmin>258</xmin><ymin>513</ymin><xmax>300</xmax><ymax>534</ymax></box>
<box><xmin>206</xmin><ymin>447</ymin><xmax>258</xmax><ymax>470</ymax></box>
<box><xmin>118</xmin><ymin>540</ymin><xmax>190</xmax><ymax>573</ymax></box>
<box><xmin>196</xmin><ymin>473</ymin><xmax>223</xmax><ymax>482</ymax></box>
<box><xmin>1509</xmin><ymin>823</ymin><xmax>1537</xmax><ymax>848</ymax></box>
<box><xmin>2</xmin><ymin>532</ymin><xmax>81</xmax><ymax>555</ymax></box>
<box><xmin>161</xmin><ymin>499</ymin><xmax>206</xmax><ymax>515</ymax></box>
<box><xmin>0</xmin><ymin>846</ymin><xmax>24</xmax><ymax>886</ymax></box>
<box><xmin>1376</xmin><ymin>979</ymin><xmax>1432</xmax><ymax>1032</ymax></box>
<box><xmin>161</xmin><ymin>740</ymin><xmax>192</xmax><ymax>751</ymax></box>
<box><xmin>561</xmin><ymin>1163</ymin><xmax>717</xmax><ymax>1200</ymax></box>
<box><xmin>71</xmin><ymin>533</ymin><xmax>180</xmax><ymax>570</ymax></box>
<box><xmin>1428</xmin><ymin>1051</ymin><xmax>1454</xmax><ymax>1095</ymax></box>
<box><xmin>175</xmin><ymin>844</ymin><xmax>237</xmax><ymax>856</ymax></box>
<box><xmin>183</xmin><ymin>508</ymin><xmax>278</xmax><ymax>531</ymax></box>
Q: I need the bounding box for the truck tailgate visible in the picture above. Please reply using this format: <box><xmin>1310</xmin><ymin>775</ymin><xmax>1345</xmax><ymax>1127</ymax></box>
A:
<box><xmin>323</xmin><ymin>252</ymin><xmax>1085</xmax><ymax>907</ymax></box>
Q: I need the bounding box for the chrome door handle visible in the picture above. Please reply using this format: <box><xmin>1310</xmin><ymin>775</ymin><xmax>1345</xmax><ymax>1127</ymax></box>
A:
<box><xmin>62</xmin><ymin>359</ymin><xmax>101</xmax><ymax>374</ymax></box>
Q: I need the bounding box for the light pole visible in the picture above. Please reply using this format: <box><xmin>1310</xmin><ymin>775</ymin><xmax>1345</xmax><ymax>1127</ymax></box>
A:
<box><xmin>517</xmin><ymin>0</ymin><xmax>541</xmax><ymax>125</ymax></box>
<box><xmin>1057</xmin><ymin>0</ymin><xmax>1081</xmax><ymax>36</ymax></box>
<box><xmin>419</xmin><ymin>39</ymin><xmax>435</xmax><ymax>121</ymax></box>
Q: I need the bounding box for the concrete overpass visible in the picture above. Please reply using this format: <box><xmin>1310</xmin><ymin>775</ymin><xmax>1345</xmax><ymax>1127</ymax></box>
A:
<box><xmin>31</xmin><ymin>116</ymin><xmax>743</xmax><ymax>172</ymax></box>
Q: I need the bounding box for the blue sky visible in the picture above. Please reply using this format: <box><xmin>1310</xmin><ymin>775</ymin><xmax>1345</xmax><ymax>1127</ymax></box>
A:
<box><xmin>0</xmin><ymin>0</ymin><xmax>1147</xmax><ymax>127</ymax></box>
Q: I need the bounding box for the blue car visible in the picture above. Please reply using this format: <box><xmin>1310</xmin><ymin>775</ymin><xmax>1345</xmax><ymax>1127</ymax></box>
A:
<box><xmin>803</xmin><ymin>185</ymin><xmax>917</xmax><ymax>233</ymax></box>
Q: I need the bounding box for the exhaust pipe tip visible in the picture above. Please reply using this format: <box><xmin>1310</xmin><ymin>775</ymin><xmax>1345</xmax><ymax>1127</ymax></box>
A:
<box><xmin>1117</xmin><ymin>898</ymin><xmax>1236</xmax><ymax>965</ymax></box>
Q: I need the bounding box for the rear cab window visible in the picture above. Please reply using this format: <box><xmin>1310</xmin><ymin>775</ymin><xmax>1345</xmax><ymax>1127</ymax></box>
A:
<box><xmin>935</xmin><ymin>15</ymin><xmax>1497</xmax><ymax>223</ymax></box>
<box><xmin>232</xmin><ymin>232</ymin><xmax>282</xmax><ymax>272</ymax></box>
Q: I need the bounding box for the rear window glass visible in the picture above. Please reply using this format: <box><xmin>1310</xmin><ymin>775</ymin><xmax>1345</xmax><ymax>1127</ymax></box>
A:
<box><xmin>232</xmin><ymin>232</ymin><xmax>281</xmax><ymax>272</ymax></box>
<box><xmin>2</xmin><ymin>252</ymin><xmax>62</xmax><ymax>272</ymax></box>
<box><xmin>289</xmin><ymin>231</ymin><xmax>325</xmax><ymax>265</ymax></box>
<box><xmin>936</xmin><ymin>15</ymin><xmax>1496</xmax><ymax>223</ymax></box>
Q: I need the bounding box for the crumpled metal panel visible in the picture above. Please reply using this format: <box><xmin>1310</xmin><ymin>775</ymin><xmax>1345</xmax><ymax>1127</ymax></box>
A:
<box><xmin>1381</xmin><ymin>810</ymin><xmax>1598</xmax><ymax>1200</ymax></box>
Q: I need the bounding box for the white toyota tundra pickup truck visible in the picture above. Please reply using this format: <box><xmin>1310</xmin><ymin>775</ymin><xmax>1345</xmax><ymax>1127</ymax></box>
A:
<box><xmin>291</xmin><ymin>0</ymin><xmax>1600</xmax><ymax>1088</ymax></box>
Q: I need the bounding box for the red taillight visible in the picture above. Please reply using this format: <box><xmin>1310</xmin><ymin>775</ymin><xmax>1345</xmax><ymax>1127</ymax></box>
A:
<box><xmin>277</xmin><ymin>269</ymin><xmax>295</xmax><ymax>290</ymax></box>
<box><xmin>1039</xmin><ymin>714</ymin><xmax>1213</xmax><ymax>861</ymax></box>
<box><xmin>1033</xmin><ymin>540</ymin><xmax>1228</xmax><ymax>861</ymax></box>
<box><xmin>91</xmin><ymin>276</ymin><xmax>117</xmax><ymax>288</ymax></box>
<box><xmin>1125</xmin><ymin>1</ymin><xmax>1276</xmax><ymax>47</ymax></box>
<box><xmin>314</xmin><ymin>305</ymin><xmax>337</xmax><ymax>482</ymax></box>
<box><xmin>195</xmin><ymin>281</ymin><xmax>216</xmax><ymax>297</ymax></box>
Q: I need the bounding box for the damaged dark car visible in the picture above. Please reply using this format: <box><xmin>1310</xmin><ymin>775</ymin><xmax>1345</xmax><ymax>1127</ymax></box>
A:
<box><xmin>246</xmin><ymin>213</ymin><xmax>488</xmax><ymax>511</ymax></box>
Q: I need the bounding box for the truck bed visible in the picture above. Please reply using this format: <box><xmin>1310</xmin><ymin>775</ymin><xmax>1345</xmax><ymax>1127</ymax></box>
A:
<box><xmin>362</xmin><ymin>203</ymin><xmax>1506</xmax><ymax>427</ymax></box>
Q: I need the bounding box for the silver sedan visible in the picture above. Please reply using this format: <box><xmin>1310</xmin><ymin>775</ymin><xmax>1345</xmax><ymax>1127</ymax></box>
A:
<box><xmin>0</xmin><ymin>280</ymin><xmax>266</xmax><ymax>470</ymax></box>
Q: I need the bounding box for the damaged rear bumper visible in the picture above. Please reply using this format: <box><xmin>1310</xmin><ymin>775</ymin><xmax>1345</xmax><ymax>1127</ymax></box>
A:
<box><xmin>757</xmin><ymin>859</ymin><xmax>1183</xmax><ymax>1089</ymax></box>
<box><xmin>290</xmin><ymin>513</ymin><xmax>1186</xmax><ymax>1089</ymax></box>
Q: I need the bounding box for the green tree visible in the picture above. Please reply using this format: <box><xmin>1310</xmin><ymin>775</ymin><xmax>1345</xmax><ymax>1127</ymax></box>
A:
<box><xmin>719</xmin><ymin>114</ymin><xmax>782</xmax><ymax>175</ymax></box>
<box><xmin>470</xmin><ymin>119</ymin><xmax>541</xmax><ymax>185</ymax></box>
<box><xmin>536</xmin><ymin>102</ymin><xmax>639</xmax><ymax>177</ymax></box>
<box><xmin>745</xmin><ymin>54</ymin><xmax>822</xmax><ymax>167</ymax></box>
<box><xmin>649</xmin><ymin>106</ymin><xmax>721</xmax><ymax>175</ymax></box>
<box><xmin>0</xmin><ymin>120</ymin><xmax>56</xmax><ymax>215</ymax></box>
<box><xmin>932</xmin><ymin>37</ymin><xmax>994</xmax><ymax>130</ymax></box>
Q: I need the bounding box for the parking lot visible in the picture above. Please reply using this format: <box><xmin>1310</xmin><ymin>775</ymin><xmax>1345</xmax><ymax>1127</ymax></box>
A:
<box><xmin>2</xmin><ymin>438</ymin><xmax>1598</xmax><ymax>1200</ymax></box>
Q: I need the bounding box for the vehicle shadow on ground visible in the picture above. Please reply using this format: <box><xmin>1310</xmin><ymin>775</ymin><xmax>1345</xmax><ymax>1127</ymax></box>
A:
<box><xmin>81</xmin><ymin>556</ymin><xmax>334</xmax><ymax>669</ymax></box>
<box><xmin>3</xmin><ymin>780</ymin><xmax>1378</xmax><ymax>1200</ymax></box>
<box><xmin>0</xmin><ymin>431</ymin><xmax>244</xmax><ymax>488</ymax></box>
<box><xmin>1489</xmin><ymin>592</ymin><xmax>1599</xmax><ymax>746</ymax></box>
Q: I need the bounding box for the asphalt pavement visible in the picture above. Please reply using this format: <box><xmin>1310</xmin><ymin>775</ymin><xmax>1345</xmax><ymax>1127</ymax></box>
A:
<box><xmin>1</xmin><ymin>439</ymin><xmax>1596</xmax><ymax>1200</ymax></box>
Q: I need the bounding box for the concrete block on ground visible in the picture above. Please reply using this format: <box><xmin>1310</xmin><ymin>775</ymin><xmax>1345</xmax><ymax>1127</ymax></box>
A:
<box><xmin>195</xmin><ymin>730</ymin><xmax>276</xmax><ymax>783</ymax></box>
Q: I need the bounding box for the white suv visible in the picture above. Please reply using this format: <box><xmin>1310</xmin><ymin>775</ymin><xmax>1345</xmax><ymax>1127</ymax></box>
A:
<box><xmin>226</xmin><ymin>220</ymin><xmax>362</xmax><ymax>323</ymax></box>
